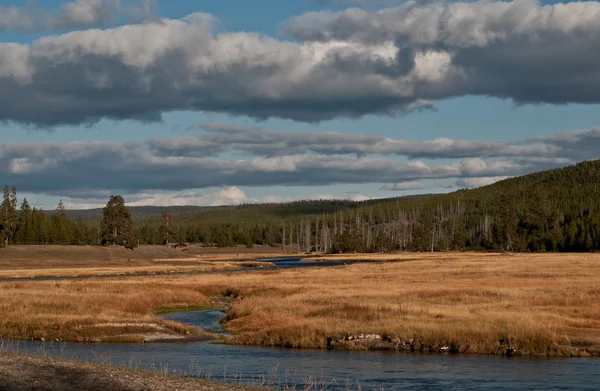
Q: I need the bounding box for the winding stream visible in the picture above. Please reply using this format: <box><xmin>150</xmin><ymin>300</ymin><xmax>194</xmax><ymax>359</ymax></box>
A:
<box><xmin>2</xmin><ymin>258</ymin><xmax>599</xmax><ymax>390</ymax></box>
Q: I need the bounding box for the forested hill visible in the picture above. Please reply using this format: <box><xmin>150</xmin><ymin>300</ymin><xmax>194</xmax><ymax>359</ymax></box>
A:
<box><xmin>3</xmin><ymin>160</ymin><xmax>600</xmax><ymax>252</ymax></box>
<box><xmin>64</xmin><ymin>194</ymin><xmax>433</xmax><ymax>220</ymax></box>
<box><xmin>65</xmin><ymin>205</ymin><xmax>222</xmax><ymax>220</ymax></box>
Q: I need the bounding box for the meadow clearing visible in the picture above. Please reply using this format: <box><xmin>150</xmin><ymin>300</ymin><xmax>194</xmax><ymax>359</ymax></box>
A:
<box><xmin>0</xmin><ymin>251</ymin><xmax>599</xmax><ymax>355</ymax></box>
<box><xmin>0</xmin><ymin>245</ymin><xmax>278</xmax><ymax>279</ymax></box>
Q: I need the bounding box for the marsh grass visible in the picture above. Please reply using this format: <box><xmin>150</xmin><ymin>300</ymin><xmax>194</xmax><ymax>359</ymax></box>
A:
<box><xmin>0</xmin><ymin>245</ymin><xmax>277</xmax><ymax>279</ymax></box>
<box><xmin>1</xmin><ymin>252</ymin><xmax>600</xmax><ymax>355</ymax></box>
<box><xmin>191</xmin><ymin>253</ymin><xmax>600</xmax><ymax>356</ymax></box>
<box><xmin>0</xmin><ymin>279</ymin><xmax>212</xmax><ymax>341</ymax></box>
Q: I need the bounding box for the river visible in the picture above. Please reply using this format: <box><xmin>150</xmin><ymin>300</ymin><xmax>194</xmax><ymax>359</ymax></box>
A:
<box><xmin>2</xmin><ymin>258</ymin><xmax>599</xmax><ymax>390</ymax></box>
<box><xmin>0</xmin><ymin>257</ymin><xmax>351</xmax><ymax>283</ymax></box>
<box><xmin>3</xmin><ymin>308</ymin><xmax>598</xmax><ymax>390</ymax></box>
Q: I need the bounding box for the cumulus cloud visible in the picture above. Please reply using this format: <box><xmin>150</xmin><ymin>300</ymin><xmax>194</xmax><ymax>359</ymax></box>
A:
<box><xmin>0</xmin><ymin>1</ymin><xmax>600</xmax><ymax>125</ymax></box>
<box><xmin>46</xmin><ymin>0</ymin><xmax>122</xmax><ymax>30</ymax></box>
<box><xmin>0</xmin><ymin>5</ymin><xmax>35</xmax><ymax>32</ymax></box>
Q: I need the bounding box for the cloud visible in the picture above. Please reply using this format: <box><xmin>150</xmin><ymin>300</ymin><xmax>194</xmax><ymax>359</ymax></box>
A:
<box><xmin>62</xmin><ymin>186</ymin><xmax>250</xmax><ymax>209</ymax></box>
<box><xmin>0</xmin><ymin>0</ymin><xmax>154</xmax><ymax>33</ymax></box>
<box><xmin>61</xmin><ymin>187</ymin><xmax>375</xmax><ymax>209</ymax></box>
<box><xmin>0</xmin><ymin>1</ymin><xmax>600</xmax><ymax>125</ymax></box>
<box><xmin>127</xmin><ymin>186</ymin><xmax>249</xmax><ymax>207</ymax></box>
<box><xmin>0</xmin><ymin>5</ymin><xmax>35</xmax><ymax>32</ymax></box>
<box><xmin>528</xmin><ymin>129</ymin><xmax>600</xmax><ymax>161</ymax></box>
<box><xmin>312</xmin><ymin>0</ymin><xmax>407</xmax><ymax>4</ymax></box>
<box><xmin>3</xmin><ymin>122</ymin><xmax>594</xmax><ymax>198</ymax></box>
<box><xmin>46</xmin><ymin>0</ymin><xmax>121</xmax><ymax>30</ymax></box>
<box><xmin>150</xmin><ymin>122</ymin><xmax>559</xmax><ymax>160</ymax></box>
<box><xmin>0</xmin><ymin>141</ymin><xmax>534</xmax><ymax>198</ymax></box>
<box><xmin>380</xmin><ymin>180</ymin><xmax>427</xmax><ymax>190</ymax></box>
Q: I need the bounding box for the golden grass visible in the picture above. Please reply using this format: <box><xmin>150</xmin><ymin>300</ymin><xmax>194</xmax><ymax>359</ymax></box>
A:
<box><xmin>2</xmin><ymin>252</ymin><xmax>600</xmax><ymax>355</ymax></box>
<box><xmin>0</xmin><ymin>244</ymin><xmax>287</xmax><ymax>263</ymax></box>
<box><xmin>303</xmin><ymin>252</ymin><xmax>499</xmax><ymax>262</ymax></box>
<box><xmin>186</xmin><ymin>252</ymin><xmax>600</xmax><ymax>356</ymax></box>
<box><xmin>0</xmin><ymin>261</ymin><xmax>277</xmax><ymax>279</ymax></box>
<box><xmin>0</xmin><ymin>245</ymin><xmax>278</xmax><ymax>278</ymax></box>
<box><xmin>0</xmin><ymin>278</ymin><xmax>213</xmax><ymax>342</ymax></box>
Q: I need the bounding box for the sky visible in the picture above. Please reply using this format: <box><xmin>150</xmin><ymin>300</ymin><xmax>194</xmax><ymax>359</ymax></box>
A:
<box><xmin>1</xmin><ymin>0</ymin><xmax>600</xmax><ymax>209</ymax></box>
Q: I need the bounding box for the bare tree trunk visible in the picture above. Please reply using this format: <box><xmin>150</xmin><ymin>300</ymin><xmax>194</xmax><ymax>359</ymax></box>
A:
<box><xmin>282</xmin><ymin>223</ymin><xmax>286</xmax><ymax>253</ymax></box>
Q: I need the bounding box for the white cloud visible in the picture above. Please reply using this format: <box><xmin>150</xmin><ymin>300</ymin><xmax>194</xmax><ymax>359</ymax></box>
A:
<box><xmin>128</xmin><ymin>187</ymin><xmax>250</xmax><ymax>207</ymax></box>
<box><xmin>1</xmin><ymin>1</ymin><xmax>600</xmax><ymax>125</ymax></box>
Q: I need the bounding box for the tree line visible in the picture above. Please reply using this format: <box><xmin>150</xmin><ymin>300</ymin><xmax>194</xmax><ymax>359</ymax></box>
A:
<box><xmin>0</xmin><ymin>187</ymin><xmax>135</xmax><ymax>248</ymax></box>
<box><xmin>2</xmin><ymin>160</ymin><xmax>600</xmax><ymax>252</ymax></box>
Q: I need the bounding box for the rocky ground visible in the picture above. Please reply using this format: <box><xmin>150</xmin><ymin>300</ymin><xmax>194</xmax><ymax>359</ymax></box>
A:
<box><xmin>0</xmin><ymin>353</ymin><xmax>253</xmax><ymax>391</ymax></box>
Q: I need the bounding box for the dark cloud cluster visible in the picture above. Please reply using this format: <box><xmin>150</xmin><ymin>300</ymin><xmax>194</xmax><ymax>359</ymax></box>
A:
<box><xmin>0</xmin><ymin>140</ymin><xmax>524</xmax><ymax>195</ymax></box>
<box><xmin>149</xmin><ymin>122</ymin><xmax>559</xmax><ymax>160</ymax></box>
<box><xmin>2</xmin><ymin>125</ymin><xmax>594</xmax><ymax>198</ymax></box>
<box><xmin>0</xmin><ymin>1</ymin><xmax>599</xmax><ymax>125</ymax></box>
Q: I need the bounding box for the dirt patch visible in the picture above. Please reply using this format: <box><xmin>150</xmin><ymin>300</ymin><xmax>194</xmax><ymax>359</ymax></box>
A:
<box><xmin>0</xmin><ymin>353</ymin><xmax>251</xmax><ymax>391</ymax></box>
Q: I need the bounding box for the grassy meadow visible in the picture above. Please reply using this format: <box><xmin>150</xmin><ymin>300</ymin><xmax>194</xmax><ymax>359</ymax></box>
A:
<box><xmin>0</xmin><ymin>251</ymin><xmax>599</xmax><ymax>355</ymax></box>
<box><xmin>0</xmin><ymin>278</ymin><xmax>216</xmax><ymax>342</ymax></box>
<box><xmin>176</xmin><ymin>252</ymin><xmax>600</xmax><ymax>356</ymax></box>
<box><xmin>0</xmin><ymin>245</ymin><xmax>278</xmax><ymax>279</ymax></box>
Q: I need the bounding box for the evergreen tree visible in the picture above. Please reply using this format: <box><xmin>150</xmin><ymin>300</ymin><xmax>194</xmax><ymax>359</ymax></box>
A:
<box><xmin>497</xmin><ymin>192</ymin><xmax>518</xmax><ymax>251</ymax></box>
<box><xmin>100</xmin><ymin>195</ymin><xmax>136</xmax><ymax>248</ymax></box>
<box><xmin>0</xmin><ymin>185</ymin><xmax>18</xmax><ymax>246</ymax></box>
<box><xmin>52</xmin><ymin>200</ymin><xmax>70</xmax><ymax>244</ymax></box>
<box><xmin>17</xmin><ymin>198</ymin><xmax>33</xmax><ymax>244</ymax></box>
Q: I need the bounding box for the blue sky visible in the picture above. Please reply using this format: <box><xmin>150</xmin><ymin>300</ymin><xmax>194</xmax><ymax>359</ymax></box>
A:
<box><xmin>1</xmin><ymin>0</ymin><xmax>600</xmax><ymax>208</ymax></box>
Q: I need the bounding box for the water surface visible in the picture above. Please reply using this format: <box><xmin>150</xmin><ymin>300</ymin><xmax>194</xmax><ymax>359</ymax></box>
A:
<box><xmin>4</xmin><ymin>308</ymin><xmax>598</xmax><ymax>391</ymax></box>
